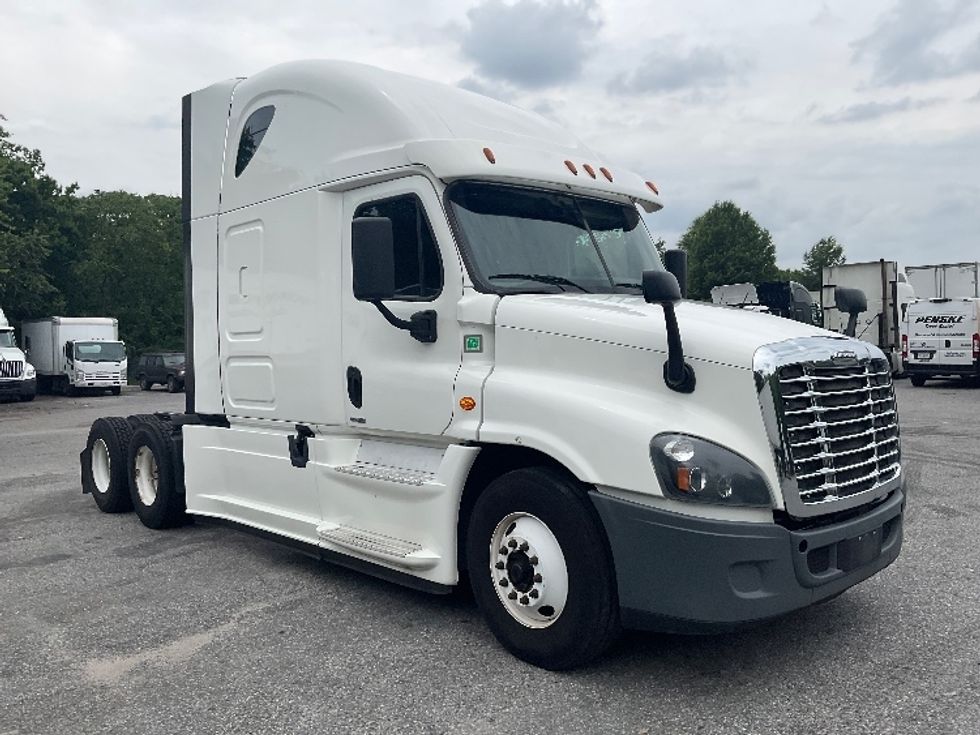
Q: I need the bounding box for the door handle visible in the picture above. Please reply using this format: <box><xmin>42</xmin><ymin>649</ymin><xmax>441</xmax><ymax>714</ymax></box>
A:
<box><xmin>238</xmin><ymin>265</ymin><xmax>248</xmax><ymax>297</ymax></box>
<box><xmin>288</xmin><ymin>424</ymin><xmax>315</xmax><ymax>468</ymax></box>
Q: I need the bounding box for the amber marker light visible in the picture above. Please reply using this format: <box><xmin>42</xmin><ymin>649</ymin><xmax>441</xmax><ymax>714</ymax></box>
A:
<box><xmin>459</xmin><ymin>396</ymin><xmax>477</xmax><ymax>411</ymax></box>
<box><xmin>483</xmin><ymin>147</ymin><xmax>496</xmax><ymax>164</ymax></box>
<box><xmin>645</xmin><ymin>180</ymin><xmax>660</xmax><ymax>195</ymax></box>
<box><xmin>564</xmin><ymin>159</ymin><xmax>578</xmax><ymax>175</ymax></box>
<box><xmin>583</xmin><ymin>163</ymin><xmax>597</xmax><ymax>179</ymax></box>
<box><xmin>599</xmin><ymin>166</ymin><xmax>613</xmax><ymax>182</ymax></box>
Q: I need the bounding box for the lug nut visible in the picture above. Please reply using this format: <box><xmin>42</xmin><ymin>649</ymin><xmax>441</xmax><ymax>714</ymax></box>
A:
<box><xmin>529</xmin><ymin>556</ymin><xmax>538</xmax><ymax>566</ymax></box>
<box><xmin>519</xmin><ymin>542</ymin><xmax>529</xmax><ymax>552</ymax></box>
<box><xmin>508</xmin><ymin>591</ymin><xmax>518</xmax><ymax>600</ymax></box>
<box><xmin>533</xmin><ymin>573</ymin><xmax>542</xmax><ymax>583</ymax></box>
<box><xmin>499</xmin><ymin>578</ymin><xmax>509</xmax><ymax>587</ymax></box>
<box><xmin>499</xmin><ymin>547</ymin><xmax>508</xmax><ymax>556</ymax></box>
<box><xmin>529</xmin><ymin>589</ymin><xmax>539</xmax><ymax>599</ymax></box>
<box><xmin>520</xmin><ymin>595</ymin><xmax>529</xmax><ymax>605</ymax></box>
<box><xmin>495</xmin><ymin>561</ymin><xmax>505</xmax><ymax>570</ymax></box>
<box><xmin>507</xmin><ymin>539</ymin><xmax>517</xmax><ymax>549</ymax></box>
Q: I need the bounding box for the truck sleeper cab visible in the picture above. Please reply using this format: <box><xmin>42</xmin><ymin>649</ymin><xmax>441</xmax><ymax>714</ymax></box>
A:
<box><xmin>80</xmin><ymin>61</ymin><xmax>904</xmax><ymax>670</ymax></box>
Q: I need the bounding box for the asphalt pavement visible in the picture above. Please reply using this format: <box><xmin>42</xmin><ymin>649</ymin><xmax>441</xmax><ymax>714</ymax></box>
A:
<box><xmin>1</xmin><ymin>381</ymin><xmax>978</xmax><ymax>734</ymax></box>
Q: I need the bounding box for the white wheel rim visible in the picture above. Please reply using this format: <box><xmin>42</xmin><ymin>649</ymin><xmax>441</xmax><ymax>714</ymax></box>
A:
<box><xmin>92</xmin><ymin>439</ymin><xmax>111</xmax><ymax>494</ymax></box>
<box><xmin>490</xmin><ymin>512</ymin><xmax>569</xmax><ymax>629</ymax></box>
<box><xmin>134</xmin><ymin>445</ymin><xmax>159</xmax><ymax>506</ymax></box>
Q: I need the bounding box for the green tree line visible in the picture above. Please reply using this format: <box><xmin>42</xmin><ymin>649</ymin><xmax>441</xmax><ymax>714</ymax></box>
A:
<box><xmin>0</xmin><ymin>120</ymin><xmax>182</xmax><ymax>358</ymax></box>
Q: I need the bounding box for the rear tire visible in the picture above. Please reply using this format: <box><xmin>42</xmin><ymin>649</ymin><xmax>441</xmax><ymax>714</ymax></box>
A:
<box><xmin>910</xmin><ymin>375</ymin><xmax>927</xmax><ymax>387</ymax></box>
<box><xmin>167</xmin><ymin>375</ymin><xmax>178</xmax><ymax>393</ymax></box>
<box><xmin>466</xmin><ymin>467</ymin><xmax>620</xmax><ymax>670</ymax></box>
<box><xmin>81</xmin><ymin>417</ymin><xmax>134</xmax><ymax>513</ymax></box>
<box><xmin>127</xmin><ymin>420</ymin><xmax>185</xmax><ymax>529</ymax></box>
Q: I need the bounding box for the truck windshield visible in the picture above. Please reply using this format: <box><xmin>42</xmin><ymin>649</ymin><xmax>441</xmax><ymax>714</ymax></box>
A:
<box><xmin>74</xmin><ymin>342</ymin><xmax>126</xmax><ymax>362</ymax></box>
<box><xmin>447</xmin><ymin>181</ymin><xmax>663</xmax><ymax>294</ymax></box>
<box><xmin>0</xmin><ymin>331</ymin><xmax>15</xmax><ymax>348</ymax></box>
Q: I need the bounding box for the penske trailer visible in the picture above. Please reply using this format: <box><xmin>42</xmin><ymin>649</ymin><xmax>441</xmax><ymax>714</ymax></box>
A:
<box><xmin>78</xmin><ymin>61</ymin><xmax>905</xmax><ymax>669</ymax></box>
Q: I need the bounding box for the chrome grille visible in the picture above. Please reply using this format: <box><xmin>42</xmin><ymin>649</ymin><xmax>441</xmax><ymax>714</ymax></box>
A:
<box><xmin>776</xmin><ymin>357</ymin><xmax>900</xmax><ymax>505</ymax></box>
<box><xmin>0</xmin><ymin>360</ymin><xmax>24</xmax><ymax>379</ymax></box>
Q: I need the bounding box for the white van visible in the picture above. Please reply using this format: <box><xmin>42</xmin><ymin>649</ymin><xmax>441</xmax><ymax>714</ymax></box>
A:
<box><xmin>903</xmin><ymin>298</ymin><xmax>980</xmax><ymax>386</ymax></box>
<box><xmin>79</xmin><ymin>61</ymin><xmax>905</xmax><ymax>669</ymax></box>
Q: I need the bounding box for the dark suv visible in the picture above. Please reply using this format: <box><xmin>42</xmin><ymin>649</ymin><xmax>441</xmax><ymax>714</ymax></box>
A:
<box><xmin>136</xmin><ymin>352</ymin><xmax>186</xmax><ymax>393</ymax></box>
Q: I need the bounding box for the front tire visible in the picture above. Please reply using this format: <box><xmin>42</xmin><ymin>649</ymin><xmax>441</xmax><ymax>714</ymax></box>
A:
<box><xmin>166</xmin><ymin>375</ymin><xmax>178</xmax><ymax>393</ymax></box>
<box><xmin>81</xmin><ymin>417</ymin><xmax>134</xmax><ymax>513</ymax></box>
<box><xmin>910</xmin><ymin>374</ymin><xmax>927</xmax><ymax>387</ymax></box>
<box><xmin>139</xmin><ymin>376</ymin><xmax>152</xmax><ymax>391</ymax></box>
<box><xmin>127</xmin><ymin>420</ymin><xmax>185</xmax><ymax>529</ymax></box>
<box><xmin>466</xmin><ymin>467</ymin><xmax>620</xmax><ymax>670</ymax></box>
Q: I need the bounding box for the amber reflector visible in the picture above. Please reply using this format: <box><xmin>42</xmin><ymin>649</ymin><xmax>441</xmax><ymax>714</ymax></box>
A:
<box><xmin>564</xmin><ymin>160</ymin><xmax>578</xmax><ymax>175</ymax></box>
<box><xmin>645</xmin><ymin>180</ymin><xmax>660</xmax><ymax>195</ymax></box>
<box><xmin>459</xmin><ymin>396</ymin><xmax>477</xmax><ymax>411</ymax></box>
<box><xmin>483</xmin><ymin>147</ymin><xmax>496</xmax><ymax>164</ymax></box>
<box><xmin>583</xmin><ymin>164</ymin><xmax>596</xmax><ymax>179</ymax></box>
<box><xmin>599</xmin><ymin>166</ymin><xmax>613</xmax><ymax>182</ymax></box>
<box><xmin>676</xmin><ymin>467</ymin><xmax>691</xmax><ymax>492</ymax></box>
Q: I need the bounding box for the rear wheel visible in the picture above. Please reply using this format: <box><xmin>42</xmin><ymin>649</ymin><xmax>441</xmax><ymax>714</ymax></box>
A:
<box><xmin>910</xmin><ymin>374</ymin><xmax>927</xmax><ymax>387</ymax></box>
<box><xmin>127</xmin><ymin>420</ymin><xmax>185</xmax><ymax>529</ymax></box>
<box><xmin>81</xmin><ymin>417</ymin><xmax>134</xmax><ymax>513</ymax></box>
<box><xmin>167</xmin><ymin>375</ymin><xmax>178</xmax><ymax>393</ymax></box>
<box><xmin>466</xmin><ymin>467</ymin><xmax>620</xmax><ymax>670</ymax></box>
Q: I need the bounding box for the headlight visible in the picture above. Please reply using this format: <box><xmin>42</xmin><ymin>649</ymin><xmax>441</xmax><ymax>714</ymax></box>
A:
<box><xmin>25</xmin><ymin>363</ymin><xmax>36</xmax><ymax>379</ymax></box>
<box><xmin>650</xmin><ymin>433</ymin><xmax>773</xmax><ymax>508</ymax></box>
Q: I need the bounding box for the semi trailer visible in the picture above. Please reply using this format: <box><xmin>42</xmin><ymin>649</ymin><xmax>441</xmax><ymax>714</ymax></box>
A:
<box><xmin>22</xmin><ymin>317</ymin><xmax>126</xmax><ymax>395</ymax></box>
<box><xmin>79</xmin><ymin>61</ymin><xmax>905</xmax><ymax>669</ymax></box>
<box><xmin>0</xmin><ymin>307</ymin><xmax>37</xmax><ymax>402</ymax></box>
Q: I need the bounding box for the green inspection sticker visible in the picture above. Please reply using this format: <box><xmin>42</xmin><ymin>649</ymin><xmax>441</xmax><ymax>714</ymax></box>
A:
<box><xmin>464</xmin><ymin>335</ymin><xmax>483</xmax><ymax>353</ymax></box>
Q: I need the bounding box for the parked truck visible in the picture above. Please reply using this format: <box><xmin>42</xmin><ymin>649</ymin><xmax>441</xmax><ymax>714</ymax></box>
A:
<box><xmin>78</xmin><ymin>61</ymin><xmax>905</xmax><ymax>669</ymax></box>
<box><xmin>905</xmin><ymin>262</ymin><xmax>979</xmax><ymax>300</ymax></box>
<box><xmin>22</xmin><ymin>317</ymin><xmax>126</xmax><ymax>395</ymax></box>
<box><xmin>711</xmin><ymin>281</ymin><xmax>821</xmax><ymax>326</ymax></box>
<box><xmin>821</xmin><ymin>260</ymin><xmax>915</xmax><ymax>374</ymax></box>
<box><xmin>0</xmin><ymin>307</ymin><xmax>37</xmax><ymax>402</ymax></box>
<box><xmin>902</xmin><ymin>297</ymin><xmax>980</xmax><ymax>386</ymax></box>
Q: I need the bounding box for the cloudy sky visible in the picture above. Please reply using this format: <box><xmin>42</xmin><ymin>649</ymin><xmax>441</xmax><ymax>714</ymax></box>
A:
<box><xmin>1</xmin><ymin>0</ymin><xmax>977</xmax><ymax>267</ymax></box>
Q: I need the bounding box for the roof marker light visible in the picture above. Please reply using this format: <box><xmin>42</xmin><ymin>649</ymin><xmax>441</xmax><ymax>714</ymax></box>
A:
<box><xmin>564</xmin><ymin>160</ymin><xmax>578</xmax><ymax>175</ymax></box>
<box><xmin>583</xmin><ymin>164</ymin><xmax>597</xmax><ymax>179</ymax></box>
<box><xmin>599</xmin><ymin>166</ymin><xmax>613</xmax><ymax>182</ymax></box>
<box><xmin>645</xmin><ymin>180</ymin><xmax>660</xmax><ymax>195</ymax></box>
<box><xmin>483</xmin><ymin>147</ymin><xmax>496</xmax><ymax>164</ymax></box>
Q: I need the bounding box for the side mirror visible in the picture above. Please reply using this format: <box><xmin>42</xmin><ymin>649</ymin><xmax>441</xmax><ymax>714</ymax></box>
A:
<box><xmin>352</xmin><ymin>217</ymin><xmax>395</xmax><ymax>301</ymax></box>
<box><xmin>642</xmin><ymin>269</ymin><xmax>695</xmax><ymax>394</ymax></box>
<box><xmin>835</xmin><ymin>287</ymin><xmax>867</xmax><ymax>338</ymax></box>
<box><xmin>663</xmin><ymin>249</ymin><xmax>688</xmax><ymax>299</ymax></box>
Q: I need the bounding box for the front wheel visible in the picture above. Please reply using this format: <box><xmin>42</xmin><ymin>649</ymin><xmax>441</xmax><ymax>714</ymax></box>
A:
<box><xmin>139</xmin><ymin>377</ymin><xmax>152</xmax><ymax>391</ymax></box>
<box><xmin>466</xmin><ymin>467</ymin><xmax>620</xmax><ymax>670</ymax></box>
<box><xmin>910</xmin><ymin>374</ymin><xmax>927</xmax><ymax>387</ymax></box>
<box><xmin>166</xmin><ymin>375</ymin><xmax>178</xmax><ymax>393</ymax></box>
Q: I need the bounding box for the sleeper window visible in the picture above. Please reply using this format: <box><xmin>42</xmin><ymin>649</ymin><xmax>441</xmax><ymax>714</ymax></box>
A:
<box><xmin>235</xmin><ymin>106</ymin><xmax>275</xmax><ymax>177</ymax></box>
<box><xmin>354</xmin><ymin>194</ymin><xmax>442</xmax><ymax>300</ymax></box>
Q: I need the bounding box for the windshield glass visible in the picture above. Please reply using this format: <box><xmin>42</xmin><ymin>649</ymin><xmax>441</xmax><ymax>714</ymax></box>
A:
<box><xmin>74</xmin><ymin>341</ymin><xmax>126</xmax><ymax>362</ymax></box>
<box><xmin>163</xmin><ymin>355</ymin><xmax>185</xmax><ymax>367</ymax></box>
<box><xmin>447</xmin><ymin>182</ymin><xmax>663</xmax><ymax>294</ymax></box>
<box><xmin>0</xmin><ymin>331</ymin><xmax>15</xmax><ymax>348</ymax></box>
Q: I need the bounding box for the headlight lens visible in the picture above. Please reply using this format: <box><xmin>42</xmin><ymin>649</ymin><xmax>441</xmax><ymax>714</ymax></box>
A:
<box><xmin>650</xmin><ymin>433</ymin><xmax>773</xmax><ymax>508</ymax></box>
<box><xmin>25</xmin><ymin>363</ymin><xmax>36</xmax><ymax>379</ymax></box>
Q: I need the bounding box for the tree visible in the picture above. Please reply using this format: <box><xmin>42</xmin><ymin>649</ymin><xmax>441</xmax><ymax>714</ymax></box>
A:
<box><xmin>677</xmin><ymin>201</ymin><xmax>778</xmax><ymax>300</ymax></box>
<box><xmin>800</xmin><ymin>236</ymin><xmax>845</xmax><ymax>290</ymax></box>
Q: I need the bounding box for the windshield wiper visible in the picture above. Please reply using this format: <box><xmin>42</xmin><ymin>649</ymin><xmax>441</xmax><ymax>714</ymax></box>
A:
<box><xmin>614</xmin><ymin>281</ymin><xmax>642</xmax><ymax>289</ymax></box>
<box><xmin>489</xmin><ymin>273</ymin><xmax>590</xmax><ymax>293</ymax></box>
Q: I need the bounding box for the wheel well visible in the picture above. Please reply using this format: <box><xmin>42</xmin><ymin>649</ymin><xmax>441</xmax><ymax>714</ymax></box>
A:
<box><xmin>456</xmin><ymin>444</ymin><xmax>578</xmax><ymax>576</ymax></box>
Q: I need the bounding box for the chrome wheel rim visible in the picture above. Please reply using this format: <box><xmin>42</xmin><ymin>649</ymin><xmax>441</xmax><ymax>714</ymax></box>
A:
<box><xmin>134</xmin><ymin>445</ymin><xmax>159</xmax><ymax>506</ymax></box>
<box><xmin>490</xmin><ymin>512</ymin><xmax>568</xmax><ymax>629</ymax></box>
<box><xmin>92</xmin><ymin>439</ymin><xmax>111</xmax><ymax>494</ymax></box>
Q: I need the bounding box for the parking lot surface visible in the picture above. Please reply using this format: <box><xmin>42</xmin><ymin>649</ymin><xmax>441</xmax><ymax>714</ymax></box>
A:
<box><xmin>1</xmin><ymin>382</ymin><xmax>979</xmax><ymax>734</ymax></box>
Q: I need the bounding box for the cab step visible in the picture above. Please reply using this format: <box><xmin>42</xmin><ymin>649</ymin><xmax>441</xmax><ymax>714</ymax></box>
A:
<box><xmin>317</xmin><ymin>522</ymin><xmax>440</xmax><ymax>569</ymax></box>
<box><xmin>334</xmin><ymin>460</ymin><xmax>436</xmax><ymax>486</ymax></box>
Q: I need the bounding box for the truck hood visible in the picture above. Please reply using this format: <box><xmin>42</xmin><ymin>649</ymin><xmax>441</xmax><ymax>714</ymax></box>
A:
<box><xmin>495</xmin><ymin>293</ymin><xmax>844</xmax><ymax>370</ymax></box>
<box><xmin>0</xmin><ymin>346</ymin><xmax>27</xmax><ymax>363</ymax></box>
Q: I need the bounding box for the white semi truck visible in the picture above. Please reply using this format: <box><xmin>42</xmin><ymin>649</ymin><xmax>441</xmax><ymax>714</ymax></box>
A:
<box><xmin>0</xmin><ymin>307</ymin><xmax>37</xmax><ymax>402</ymax></box>
<box><xmin>79</xmin><ymin>61</ymin><xmax>905</xmax><ymax>669</ymax></box>
<box><xmin>821</xmin><ymin>260</ymin><xmax>915</xmax><ymax>374</ymax></box>
<box><xmin>22</xmin><ymin>317</ymin><xmax>126</xmax><ymax>395</ymax></box>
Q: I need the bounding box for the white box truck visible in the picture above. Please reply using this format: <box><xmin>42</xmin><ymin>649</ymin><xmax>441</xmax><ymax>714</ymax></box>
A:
<box><xmin>906</xmin><ymin>262</ymin><xmax>979</xmax><ymax>300</ymax></box>
<box><xmin>0</xmin><ymin>307</ymin><xmax>37</xmax><ymax>402</ymax></box>
<box><xmin>821</xmin><ymin>260</ymin><xmax>915</xmax><ymax>373</ymax></box>
<box><xmin>78</xmin><ymin>61</ymin><xmax>905</xmax><ymax>669</ymax></box>
<box><xmin>22</xmin><ymin>317</ymin><xmax>126</xmax><ymax>395</ymax></box>
<box><xmin>902</xmin><ymin>297</ymin><xmax>980</xmax><ymax>386</ymax></box>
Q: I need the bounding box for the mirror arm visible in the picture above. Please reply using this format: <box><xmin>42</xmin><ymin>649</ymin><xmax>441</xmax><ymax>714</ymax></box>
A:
<box><xmin>659</xmin><ymin>302</ymin><xmax>696</xmax><ymax>393</ymax></box>
<box><xmin>370</xmin><ymin>301</ymin><xmax>438</xmax><ymax>344</ymax></box>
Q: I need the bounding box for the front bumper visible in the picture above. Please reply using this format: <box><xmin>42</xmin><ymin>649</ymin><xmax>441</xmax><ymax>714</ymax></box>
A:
<box><xmin>591</xmin><ymin>487</ymin><xmax>904</xmax><ymax>632</ymax></box>
<box><xmin>0</xmin><ymin>378</ymin><xmax>36</xmax><ymax>398</ymax></box>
